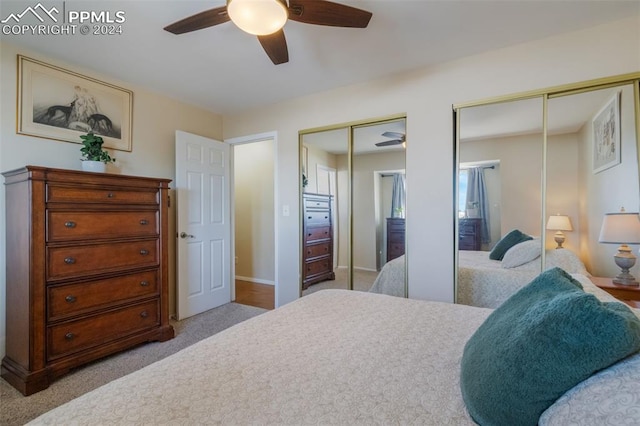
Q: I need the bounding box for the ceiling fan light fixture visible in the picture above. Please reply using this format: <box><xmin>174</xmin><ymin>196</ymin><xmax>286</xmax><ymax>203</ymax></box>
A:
<box><xmin>227</xmin><ymin>0</ymin><xmax>288</xmax><ymax>36</ymax></box>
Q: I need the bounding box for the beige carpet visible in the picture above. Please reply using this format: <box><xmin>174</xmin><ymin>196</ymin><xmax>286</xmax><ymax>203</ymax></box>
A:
<box><xmin>302</xmin><ymin>267</ymin><xmax>379</xmax><ymax>296</ymax></box>
<box><xmin>0</xmin><ymin>302</ymin><xmax>266</xmax><ymax>426</ymax></box>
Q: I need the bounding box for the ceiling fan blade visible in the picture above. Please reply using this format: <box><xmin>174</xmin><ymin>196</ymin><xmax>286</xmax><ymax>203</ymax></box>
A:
<box><xmin>258</xmin><ymin>30</ymin><xmax>289</xmax><ymax>65</ymax></box>
<box><xmin>381</xmin><ymin>131</ymin><xmax>404</xmax><ymax>139</ymax></box>
<box><xmin>164</xmin><ymin>6</ymin><xmax>229</xmax><ymax>34</ymax></box>
<box><xmin>375</xmin><ymin>139</ymin><xmax>403</xmax><ymax>147</ymax></box>
<box><xmin>288</xmin><ymin>0</ymin><xmax>372</xmax><ymax>28</ymax></box>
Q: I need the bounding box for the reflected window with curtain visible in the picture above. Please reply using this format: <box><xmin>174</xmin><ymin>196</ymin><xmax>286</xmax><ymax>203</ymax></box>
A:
<box><xmin>466</xmin><ymin>167</ymin><xmax>490</xmax><ymax>245</ymax></box>
<box><xmin>390</xmin><ymin>173</ymin><xmax>406</xmax><ymax>218</ymax></box>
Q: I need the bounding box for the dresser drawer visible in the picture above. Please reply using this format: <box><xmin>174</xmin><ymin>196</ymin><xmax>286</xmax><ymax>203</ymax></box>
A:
<box><xmin>47</xmin><ymin>300</ymin><xmax>159</xmax><ymax>360</ymax></box>
<box><xmin>459</xmin><ymin>219</ymin><xmax>480</xmax><ymax>234</ymax></box>
<box><xmin>48</xmin><ymin>270</ymin><xmax>159</xmax><ymax>321</ymax></box>
<box><xmin>47</xmin><ymin>240</ymin><xmax>158</xmax><ymax>281</ymax></box>
<box><xmin>48</xmin><ymin>211</ymin><xmax>158</xmax><ymax>242</ymax></box>
<box><xmin>304</xmin><ymin>210</ymin><xmax>331</xmax><ymax>226</ymax></box>
<box><xmin>304</xmin><ymin>226</ymin><xmax>332</xmax><ymax>243</ymax></box>
<box><xmin>388</xmin><ymin>231</ymin><xmax>405</xmax><ymax>244</ymax></box>
<box><xmin>459</xmin><ymin>234</ymin><xmax>479</xmax><ymax>251</ymax></box>
<box><xmin>304</xmin><ymin>198</ymin><xmax>330</xmax><ymax>210</ymax></box>
<box><xmin>387</xmin><ymin>220</ymin><xmax>405</xmax><ymax>232</ymax></box>
<box><xmin>304</xmin><ymin>256</ymin><xmax>332</xmax><ymax>278</ymax></box>
<box><xmin>389</xmin><ymin>243</ymin><xmax>405</xmax><ymax>255</ymax></box>
<box><xmin>47</xmin><ymin>185</ymin><xmax>158</xmax><ymax>205</ymax></box>
<box><xmin>304</xmin><ymin>242</ymin><xmax>331</xmax><ymax>259</ymax></box>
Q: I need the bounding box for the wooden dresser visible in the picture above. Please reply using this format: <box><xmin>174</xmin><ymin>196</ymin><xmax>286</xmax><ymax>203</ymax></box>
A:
<box><xmin>302</xmin><ymin>193</ymin><xmax>335</xmax><ymax>290</ymax></box>
<box><xmin>1</xmin><ymin>166</ymin><xmax>174</xmax><ymax>395</ymax></box>
<box><xmin>386</xmin><ymin>218</ymin><xmax>405</xmax><ymax>262</ymax></box>
<box><xmin>459</xmin><ymin>218</ymin><xmax>482</xmax><ymax>251</ymax></box>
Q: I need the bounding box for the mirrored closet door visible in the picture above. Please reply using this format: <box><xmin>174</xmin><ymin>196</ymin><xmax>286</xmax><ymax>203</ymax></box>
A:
<box><xmin>299</xmin><ymin>115</ymin><xmax>407</xmax><ymax>297</ymax></box>
<box><xmin>546</xmin><ymin>82</ymin><xmax>640</xmax><ymax>277</ymax></box>
<box><xmin>454</xmin><ymin>73</ymin><xmax>640</xmax><ymax>308</ymax></box>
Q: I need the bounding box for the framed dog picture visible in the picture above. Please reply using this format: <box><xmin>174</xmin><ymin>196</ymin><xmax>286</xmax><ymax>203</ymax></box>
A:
<box><xmin>592</xmin><ymin>91</ymin><xmax>621</xmax><ymax>174</ymax></box>
<box><xmin>17</xmin><ymin>55</ymin><xmax>133</xmax><ymax>152</ymax></box>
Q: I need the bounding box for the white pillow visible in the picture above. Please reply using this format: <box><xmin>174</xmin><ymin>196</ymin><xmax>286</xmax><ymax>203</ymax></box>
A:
<box><xmin>539</xmin><ymin>352</ymin><xmax>640</xmax><ymax>426</ymax></box>
<box><xmin>501</xmin><ymin>239</ymin><xmax>541</xmax><ymax>268</ymax></box>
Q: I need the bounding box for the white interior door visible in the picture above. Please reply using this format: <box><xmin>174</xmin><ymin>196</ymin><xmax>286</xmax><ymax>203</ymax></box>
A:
<box><xmin>176</xmin><ymin>131</ymin><xmax>231</xmax><ymax>319</ymax></box>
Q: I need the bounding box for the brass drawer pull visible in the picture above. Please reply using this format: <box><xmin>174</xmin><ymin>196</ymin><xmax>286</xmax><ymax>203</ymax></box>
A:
<box><xmin>140</xmin><ymin>311</ymin><xmax>148</xmax><ymax>318</ymax></box>
<box><xmin>139</xmin><ymin>219</ymin><xmax>148</xmax><ymax>225</ymax></box>
<box><xmin>64</xmin><ymin>221</ymin><xmax>76</xmax><ymax>228</ymax></box>
<box><xmin>64</xmin><ymin>257</ymin><xmax>76</xmax><ymax>264</ymax></box>
<box><xmin>140</xmin><ymin>281</ymin><xmax>149</xmax><ymax>287</ymax></box>
<box><xmin>65</xmin><ymin>295</ymin><xmax>77</xmax><ymax>303</ymax></box>
<box><xmin>107</xmin><ymin>193</ymin><xmax>114</xmax><ymax>198</ymax></box>
<box><xmin>140</xmin><ymin>249</ymin><xmax>149</xmax><ymax>255</ymax></box>
<box><xmin>65</xmin><ymin>333</ymin><xmax>75</xmax><ymax>341</ymax></box>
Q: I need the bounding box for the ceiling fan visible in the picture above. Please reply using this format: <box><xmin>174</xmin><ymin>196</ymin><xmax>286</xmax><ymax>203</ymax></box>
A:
<box><xmin>164</xmin><ymin>0</ymin><xmax>373</xmax><ymax>65</ymax></box>
<box><xmin>375</xmin><ymin>131</ymin><xmax>406</xmax><ymax>147</ymax></box>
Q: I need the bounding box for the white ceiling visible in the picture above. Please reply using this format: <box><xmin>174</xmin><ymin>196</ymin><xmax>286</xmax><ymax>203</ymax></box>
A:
<box><xmin>1</xmin><ymin>0</ymin><xmax>638</xmax><ymax>115</ymax></box>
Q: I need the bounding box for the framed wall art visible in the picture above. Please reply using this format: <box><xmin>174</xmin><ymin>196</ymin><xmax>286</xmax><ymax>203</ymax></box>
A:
<box><xmin>17</xmin><ymin>55</ymin><xmax>133</xmax><ymax>152</ymax></box>
<box><xmin>592</xmin><ymin>91</ymin><xmax>621</xmax><ymax>174</ymax></box>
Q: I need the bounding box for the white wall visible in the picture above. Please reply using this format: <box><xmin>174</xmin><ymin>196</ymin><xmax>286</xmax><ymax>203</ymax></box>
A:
<box><xmin>222</xmin><ymin>16</ymin><xmax>640</xmax><ymax>306</ymax></box>
<box><xmin>233</xmin><ymin>140</ymin><xmax>275</xmax><ymax>284</ymax></box>
<box><xmin>0</xmin><ymin>41</ymin><xmax>223</xmax><ymax>359</ymax></box>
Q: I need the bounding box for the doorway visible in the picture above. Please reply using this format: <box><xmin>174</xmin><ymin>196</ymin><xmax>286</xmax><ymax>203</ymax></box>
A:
<box><xmin>229</xmin><ymin>134</ymin><xmax>277</xmax><ymax>310</ymax></box>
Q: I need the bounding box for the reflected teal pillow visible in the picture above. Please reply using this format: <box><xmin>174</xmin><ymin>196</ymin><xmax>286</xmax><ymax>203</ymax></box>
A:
<box><xmin>460</xmin><ymin>268</ymin><xmax>640</xmax><ymax>426</ymax></box>
<box><xmin>489</xmin><ymin>229</ymin><xmax>532</xmax><ymax>260</ymax></box>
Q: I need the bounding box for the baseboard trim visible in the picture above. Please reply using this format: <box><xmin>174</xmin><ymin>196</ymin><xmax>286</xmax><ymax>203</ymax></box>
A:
<box><xmin>235</xmin><ymin>276</ymin><xmax>275</xmax><ymax>286</ymax></box>
<box><xmin>353</xmin><ymin>266</ymin><xmax>378</xmax><ymax>272</ymax></box>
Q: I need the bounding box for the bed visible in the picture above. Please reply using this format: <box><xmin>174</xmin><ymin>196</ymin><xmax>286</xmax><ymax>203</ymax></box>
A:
<box><xmin>28</xmin><ymin>275</ymin><xmax>640</xmax><ymax>425</ymax></box>
<box><xmin>456</xmin><ymin>247</ymin><xmax>589</xmax><ymax>308</ymax></box>
<box><xmin>370</xmin><ymin>248</ymin><xmax>589</xmax><ymax>308</ymax></box>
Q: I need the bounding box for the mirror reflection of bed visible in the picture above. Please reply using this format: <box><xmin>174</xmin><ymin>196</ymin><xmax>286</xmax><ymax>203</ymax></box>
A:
<box><xmin>455</xmin><ymin>81</ymin><xmax>639</xmax><ymax>309</ymax></box>
<box><xmin>299</xmin><ymin>117</ymin><xmax>407</xmax><ymax>297</ymax></box>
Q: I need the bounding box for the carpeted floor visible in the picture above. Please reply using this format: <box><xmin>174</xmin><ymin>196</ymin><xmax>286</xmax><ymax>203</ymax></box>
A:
<box><xmin>0</xmin><ymin>302</ymin><xmax>266</xmax><ymax>426</ymax></box>
<box><xmin>302</xmin><ymin>267</ymin><xmax>379</xmax><ymax>296</ymax></box>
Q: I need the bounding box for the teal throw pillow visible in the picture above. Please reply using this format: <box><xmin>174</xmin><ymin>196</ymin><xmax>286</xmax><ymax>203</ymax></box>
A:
<box><xmin>460</xmin><ymin>268</ymin><xmax>640</xmax><ymax>426</ymax></box>
<box><xmin>489</xmin><ymin>229</ymin><xmax>532</xmax><ymax>260</ymax></box>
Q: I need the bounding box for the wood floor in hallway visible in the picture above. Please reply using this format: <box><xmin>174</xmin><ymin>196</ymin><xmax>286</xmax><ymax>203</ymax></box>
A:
<box><xmin>235</xmin><ymin>280</ymin><xmax>275</xmax><ymax>310</ymax></box>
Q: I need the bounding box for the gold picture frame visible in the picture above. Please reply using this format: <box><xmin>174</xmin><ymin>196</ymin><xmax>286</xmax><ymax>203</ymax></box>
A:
<box><xmin>17</xmin><ymin>55</ymin><xmax>133</xmax><ymax>152</ymax></box>
<box><xmin>592</xmin><ymin>91</ymin><xmax>621</xmax><ymax>174</ymax></box>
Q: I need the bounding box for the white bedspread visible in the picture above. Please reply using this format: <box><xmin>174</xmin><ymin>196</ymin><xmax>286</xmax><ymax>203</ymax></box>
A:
<box><xmin>457</xmin><ymin>249</ymin><xmax>589</xmax><ymax>308</ymax></box>
<box><xmin>30</xmin><ymin>290</ymin><xmax>491</xmax><ymax>425</ymax></box>
<box><xmin>369</xmin><ymin>255</ymin><xmax>406</xmax><ymax>297</ymax></box>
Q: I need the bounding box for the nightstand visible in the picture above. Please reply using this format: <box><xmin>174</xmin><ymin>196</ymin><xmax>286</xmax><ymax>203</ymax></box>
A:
<box><xmin>590</xmin><ymin>276</ymin><xmax>640</xmax><ymax>309</ymax></box>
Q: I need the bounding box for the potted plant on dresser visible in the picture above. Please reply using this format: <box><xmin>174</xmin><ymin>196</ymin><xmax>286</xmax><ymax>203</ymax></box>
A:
<box><xmin>80</xmin><ymin>131</ymin><xmax>115</xmax><ymax>172</ymax></box>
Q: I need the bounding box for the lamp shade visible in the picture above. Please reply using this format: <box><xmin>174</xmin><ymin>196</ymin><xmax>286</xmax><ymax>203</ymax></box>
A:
<box><xmin>599</xmin><ymin>212</ymin><xmax>640</xmax><ymax>244</ymax></box>
<box><xmin>546</xmin><ymin>215</ymin><xmax>573</xmax><ymax>231</ymax></box>
<box><xmin>227</xmin><ymin>0</ymin><xmax>288</xmax><ymax>36</ymax></box>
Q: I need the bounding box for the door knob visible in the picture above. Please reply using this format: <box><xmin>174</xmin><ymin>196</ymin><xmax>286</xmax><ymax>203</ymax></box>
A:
<box><xmin>179</xmin><ymin>232</ymin><xmax>194</xmax><ymax>239</ymax></box>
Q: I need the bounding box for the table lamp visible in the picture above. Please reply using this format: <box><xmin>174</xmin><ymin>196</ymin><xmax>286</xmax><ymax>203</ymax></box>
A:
<box><xmin>546</xmin><ymin>214</ymin><xmax>572</xmax><ymax>249</ymax></box>
<box><xmin>598</xmin><ymin>208</ymin><xmax>640</xmax><ymax>286</ymax></box>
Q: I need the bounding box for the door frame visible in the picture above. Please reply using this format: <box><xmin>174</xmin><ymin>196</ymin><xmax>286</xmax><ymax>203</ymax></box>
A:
<box><xmin>225</xmin><ymin>131</ymin><xmax>279</xmax><ymax>307</ymax></box>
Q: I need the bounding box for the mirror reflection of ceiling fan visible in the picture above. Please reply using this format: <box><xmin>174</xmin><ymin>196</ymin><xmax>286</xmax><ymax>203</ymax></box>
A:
<box><xmin>164</xmin><ymin>0</ymin><xmax>373</xmax><ymax>65</ymax></box>
<box><xmin>375</xmin><ymin>131</ymin><xmax>406</xmax><ymax>147</ymax></box>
